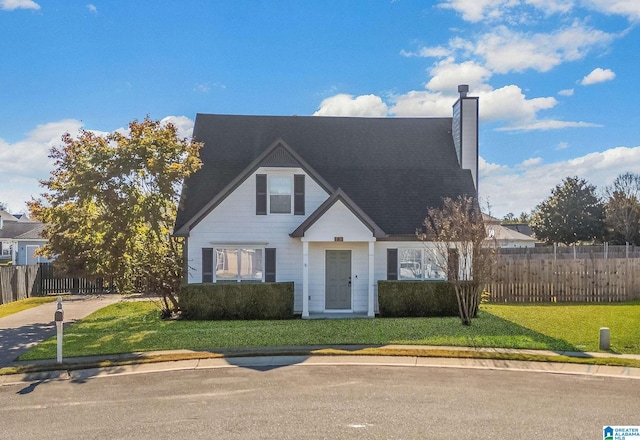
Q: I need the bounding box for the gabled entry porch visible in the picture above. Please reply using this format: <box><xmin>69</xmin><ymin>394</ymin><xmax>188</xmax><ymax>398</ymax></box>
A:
<box><xmin>289</xmin><ymin>189</ymin><xmax>385</xmax><ymax>319</ymax></box>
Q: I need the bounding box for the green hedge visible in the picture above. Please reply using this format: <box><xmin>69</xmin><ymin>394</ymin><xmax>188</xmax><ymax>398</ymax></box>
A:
<box><xmin>179</xmin><ymin>282</ymin><xmax>294</xmax><ymax>320</ymax></box>
<box><xmin>378</xmin><ymin>281</ymin><xmax>459</xmax><ymax>317</ymax></box>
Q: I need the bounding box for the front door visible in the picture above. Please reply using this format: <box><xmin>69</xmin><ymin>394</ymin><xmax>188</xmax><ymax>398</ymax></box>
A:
<box><xmin>26</xmin><ymin>245</ymin><xmax>39</xmax><ymax>265</ymax></box>
<box><xmin>325</xmin><ymin>250</ymin><xmax>351</xmax><ymax>310</ymax></box>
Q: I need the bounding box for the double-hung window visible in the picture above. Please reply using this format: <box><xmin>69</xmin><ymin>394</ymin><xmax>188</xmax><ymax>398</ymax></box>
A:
<box><xmin>256</xmin><ymin>174</ymin><xmax>305</xmax><ymax>215</ymax></box>
<box><xmin>269</xmin><ymin>175</ymin><xmax>292</xmax><ymax>214</ymax></box>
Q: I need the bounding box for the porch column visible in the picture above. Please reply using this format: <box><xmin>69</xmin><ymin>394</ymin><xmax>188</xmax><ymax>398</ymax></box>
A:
<box><xmin>302</xmin><ymin>240</ymin><xmax>309</xmax><ymax>318</ymax></box>
<box><xmin>368</xmin><ymin>240</ymin><xmax>375</xmax><ymax>317</ymax></box>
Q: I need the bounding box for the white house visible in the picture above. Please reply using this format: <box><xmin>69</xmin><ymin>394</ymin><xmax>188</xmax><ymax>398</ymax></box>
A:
<box><xmin>174</xmin><ymin>85</ymin><xmax>479</xmax><ymax>318</ymax></box>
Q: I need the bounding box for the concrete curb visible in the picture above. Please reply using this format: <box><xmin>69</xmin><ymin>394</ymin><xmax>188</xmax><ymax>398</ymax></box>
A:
<box><xmin>2</xmin><ymin>345</ymin><xmax>640</xmax><ymax>386</ymax></box>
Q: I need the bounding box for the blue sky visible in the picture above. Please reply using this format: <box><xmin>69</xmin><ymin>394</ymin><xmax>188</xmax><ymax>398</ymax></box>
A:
<box><xmin>1</xmin><ymin>0</ymin><xmax>639</xmax><ymax>218</ymax></box>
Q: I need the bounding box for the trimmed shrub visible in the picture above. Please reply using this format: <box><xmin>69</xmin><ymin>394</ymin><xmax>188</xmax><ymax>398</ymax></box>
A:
<box><xmin>179</xmin><ymin>282</ymin><xmax>294</xmax><ymax>320</ymax></box>
<box><xmin>378</xmin><ymin>281</ymin><xmax>459</xmax><ymax>317</ymax></box>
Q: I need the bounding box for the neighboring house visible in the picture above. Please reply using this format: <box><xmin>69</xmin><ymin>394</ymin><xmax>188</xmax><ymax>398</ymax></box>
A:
<box><xmin>0</xmin><ymin>210</ymin><xmax>50</xmax><ymax>265</ymax></box>
<box><xmin>484</xmin><ymin>214</ymin><xmax>537</xmax><ymax>248</ymax></box>
<box><xmin>174</xmin><ymin>85</ymin><xmax>479</xmax><ymax>317</ymax></box>
<box><xmin>501</xmin><ymin>223</ymin><xmax>534</xmax><ymax>238</ymax></box>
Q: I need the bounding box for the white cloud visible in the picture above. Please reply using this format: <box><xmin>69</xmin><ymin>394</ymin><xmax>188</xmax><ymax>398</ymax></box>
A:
<box><xmin>497</xmin><ymin>119</ymin><xmax>602</xmax><ymax>131</ymax></box>
<box><xmin>389</xmin><ymin>90</ymin><xmax>455</xmax><ymax>117</ymax></box>
<box><xmin>87</xmin><ymin>4</ymin><xmax>97</xmax><ymax>14</ymax></box>
<box><xmin>161</xmin><ymin>115</ymin><xmax>195</xmax><ymax>139</ymax></box>
<box><xmin>583</xmin><ymin>0</ymin><xmax>640</xmax><ymax>21</ymax></box>
<box><xmin>525</xmin><ymin>0</ymin><xmax>574</xmax><ymax>14</ymax></box>
<box><xmin>392</xmin><ymin>81</ymin><xmax>562</xmax><ymax>128</ymax></box>
<box><xmin>400</xmin><ymin>46</ymin><xmax>452</xmax><ymax>58</ymax></box>
<box><xmin>480</xmin><ymin>146</ymin><xmax>640</xmax><ymax>217</ymax></box>
<box><xmin>0</xmin><ymin>119</ymin><xmax>82</xmax><ymax>212</ymax></box>
<box><xmin>0</xmin><ymin>0</ymin><xmax>40</xmax><ymax>10</ymax></box>
<box><xmin>317</xmin><ymin>82</ymin><xmax>579</xmax><ymax>131</ymax></box>
<box><xmin>390</xmin><ymin>60</ymin><xmax>575</xmax><ymax>129</ymax></box>
<box><xmin>313</xmin><ymin>94</ymin><xmax>388</xmax><ymax>117</ymax></box>
<box><xmin>194</xmin><ymin>83</ymin><xmax>211</xmax><ymax>93</ymax></box>
<box><xmin>558</xmin><ymin>88</ymin><xmax>574</xmax><ymax>96</ymax></box>
<box><xmin>477</xmin><ymin>85</ymin><xmax>557</xmax><ymax>125</ymax></box>
<box><xmin>521</xmin><ymin>157</ymin><xmax>543</xmax><ymax>167</ymax></box>
<box><xmin>580</xmin><ymin>67</ymin><xmax>616</xmax><ymax>85</ymax></box>
<box><xmin>437</xmin><ymin>0</ymin><xmax>574</xmax><ymax>22</ymax></box>
<box><xmin>557</xmin><ymin>142</ymin><xmax>569</xmax><ymax>150</ymax></box>
<box><xmin>408</xmin><ymin>23</ymin><xmax>615</xmax><ymax>75</ymax></box>
<box><xmin>425</xmin><ymin>59</ymin><xmax>493</xmax><ymax>94</ymax></box>
<box><xmin>475</xmin><ymin>24</ymin><xmax>615</xmax><ymax>73</ymax></box>
<box><xmin>437</xmin><ymin>0</ymin><xmax>513</xmax><ymax>23</ymax></box>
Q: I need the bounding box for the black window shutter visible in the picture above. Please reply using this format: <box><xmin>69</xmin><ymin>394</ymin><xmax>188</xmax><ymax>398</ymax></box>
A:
<box><xmin>202</xmin><ymin>248</ymin><xmax>213</xmax><ymax>283</ymax></box>
<box><xmin>256</xmin><ymin>174</ymin><xmax>267</xmax><ymax>215</ymax></box>
<box><xmin>265</xmin><ymin>248</ymin><xmax>276</xmax><ymax>282</ymax></box>
<box><xmin>294</xmin><ymin>174</ymin><xmax>305</xmax><ymax>215</ymax></box>
<box><xmin>387</xmin><ymin>248</ymin><xmax>398</xmax><ymax>280</ymax></box>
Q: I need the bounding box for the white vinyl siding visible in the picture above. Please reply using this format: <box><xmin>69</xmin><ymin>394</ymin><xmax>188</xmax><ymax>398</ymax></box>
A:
<box><xmin>187</xmin><ymin>167</ymin><xmax>329</xmax><ymax>312</ymax></box>
<box><xmin>303</xmin><ymin>201</ymin><xmax>373</xmax><ymax>242</ymax></box>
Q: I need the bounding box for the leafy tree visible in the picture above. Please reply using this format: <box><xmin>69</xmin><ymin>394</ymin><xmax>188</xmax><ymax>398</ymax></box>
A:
<box><xmin>530</xmin><ymin>176</ymin><xmax>605</xmax><ymax>245</ymax></box>
<box><xmin>604</xmin><ymin>172</ymin><xmax>640</xmax><ymax>200</ymax></box>
<box><xmin>29</xmin><ymin>117</ymin><xmax>202</xmax><ymax>315</ymax></box>
<box><xmin>419</xmin><ymin>196</ymin><xmax>496</xmax><ymax>326</ymax></box>
<box><xmin>604</xmin><ymin>191</ymin><xmax>640</xmax><ymax>245</ymax></box>
<box><xmin>602</xmin><ymin>172</ymin><xmax>640</xmax><ymax>245</ymax></box>
<box><xmin>502</xmin><ymin>211</ymin><xmax>531</xmax><ymax>224</ymax></box>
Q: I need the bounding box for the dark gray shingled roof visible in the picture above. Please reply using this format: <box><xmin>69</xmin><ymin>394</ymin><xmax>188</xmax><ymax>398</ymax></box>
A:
<box><xmin>174</xmin><ymin>114</ymin><xmax>477</xmax><ymax>237</ymax></box>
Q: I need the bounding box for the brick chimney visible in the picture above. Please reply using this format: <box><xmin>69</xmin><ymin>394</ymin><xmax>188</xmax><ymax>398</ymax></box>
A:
<box><xmin>452</xmin><ymin>84</ymin><xmax>479</xmax><ymax>191</ymax></box>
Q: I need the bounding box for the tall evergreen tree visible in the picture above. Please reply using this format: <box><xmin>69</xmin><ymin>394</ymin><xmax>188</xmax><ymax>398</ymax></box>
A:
<box><xmin>530</xmin><ymin>176</ymin><xmax>605</xmax><ymax>245</ymax></box>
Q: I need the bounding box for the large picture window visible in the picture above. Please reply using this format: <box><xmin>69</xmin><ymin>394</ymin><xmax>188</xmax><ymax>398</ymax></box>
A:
<box><xmin>216</xmin><ymin>248</ymin><xmax>263</xmax><ymax>281</ymax></box>
<box><xmin>398</xmin><ymin>248</ymin><xmax>446</xmax><ymax>280</ymax></box>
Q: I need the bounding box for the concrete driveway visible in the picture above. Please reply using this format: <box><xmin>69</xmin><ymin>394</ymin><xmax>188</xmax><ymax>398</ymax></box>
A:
<box><xmin>0</xmin><ymin>294</ymin><xmax>122</xmax><ymax>367</ymax></box>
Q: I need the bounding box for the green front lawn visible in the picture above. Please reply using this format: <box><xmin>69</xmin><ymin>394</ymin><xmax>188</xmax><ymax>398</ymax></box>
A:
<box><xmin>485</xmin><ymin>302</ymin><xmax>640</xmax><ymax>354</ymax></box>
<box><xmin>0</xmin><ymin>296</ymin><xmax>58</xmax><ymax>319</ymax></box>
<box><xmin>19</xmin><ymin>300</ymin><xmax>640</xmax><ymax>361</ymax></box>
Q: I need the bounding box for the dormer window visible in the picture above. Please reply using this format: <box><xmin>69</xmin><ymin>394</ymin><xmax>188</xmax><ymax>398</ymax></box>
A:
<box><xmin>256</xmin><ymin>173</ymin><xmax>305</xmax><ymax>215</ymax></box>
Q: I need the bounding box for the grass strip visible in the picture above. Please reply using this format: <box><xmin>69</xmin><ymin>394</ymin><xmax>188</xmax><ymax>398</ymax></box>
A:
<box><xmin>0</xmin><ymin>296</ymin><xmax>58</xmax><ymax>319</ymax></box>
<box><xmin>3</xmin><ymin>346</ymin><xmax>640</xmax><ymax>377</ymax></box>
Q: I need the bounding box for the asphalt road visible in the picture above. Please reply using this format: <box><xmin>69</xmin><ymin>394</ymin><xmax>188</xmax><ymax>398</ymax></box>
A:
<box><xmin>1</xmin><ymin>365</ymin><xmax>638</xmax><ymax>439</ymax></box>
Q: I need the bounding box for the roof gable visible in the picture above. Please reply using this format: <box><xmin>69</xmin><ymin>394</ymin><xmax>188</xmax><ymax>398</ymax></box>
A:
<box><xmin>291</xmin><ymin>188</ymin><xmax>385</xmax><ymax>239</ymax></box>
<box><xmin>174</xmin><ymin>138</ymin><xmax>332</xmax><ymax>235</ymax></box>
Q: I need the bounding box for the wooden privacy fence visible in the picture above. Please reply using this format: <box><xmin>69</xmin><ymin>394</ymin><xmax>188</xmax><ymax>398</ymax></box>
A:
<box><xmin>0</xmin><ymin>263</ymin><xmax>119</xmax><ymax>305</ymax></box>
<box><xmin>497</xmin><ymin>243</ymin><xmax>640</xmax><ymax>259</ymax></box>
<box><xmin>0</xmin><ymin>265</ymin><xmax>40</xmax><ymax>305</ymax></box>
<box><xmin>38</xmin><ymin>263</ymin><xmax>115</xmax><ymax>296</ymax></box>
<box><xmin>486</xmin><ymin>257</ymin><xmax>640</xmax><ymax>303</ymax></box>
